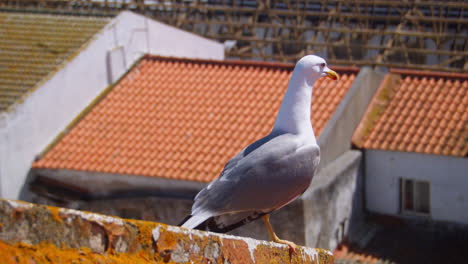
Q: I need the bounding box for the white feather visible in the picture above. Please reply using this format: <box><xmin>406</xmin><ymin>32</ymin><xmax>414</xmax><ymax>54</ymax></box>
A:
<box><xmin>181</xmin><ymin>212</ymin><xmax>212</xmax><ymax>229</ymax></box>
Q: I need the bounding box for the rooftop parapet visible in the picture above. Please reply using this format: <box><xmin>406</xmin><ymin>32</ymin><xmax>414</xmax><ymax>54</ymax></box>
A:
<box><xmin>0</xmin><ymin>199</ymin><xmax>333</xmax><ymax>263</ymax></box>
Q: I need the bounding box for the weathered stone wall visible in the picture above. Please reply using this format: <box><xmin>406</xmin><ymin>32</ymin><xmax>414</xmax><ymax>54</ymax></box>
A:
<box><xmin>0</xmin><ymin>199</ymin><xmax>333</xmax><ymax>263</ymax></box>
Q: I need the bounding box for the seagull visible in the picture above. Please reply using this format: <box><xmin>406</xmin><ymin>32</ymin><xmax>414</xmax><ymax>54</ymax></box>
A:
<box><xmin>180</xmin><ymin>55</ymin><xmax>339</xmax><ymax>251</ymax></box>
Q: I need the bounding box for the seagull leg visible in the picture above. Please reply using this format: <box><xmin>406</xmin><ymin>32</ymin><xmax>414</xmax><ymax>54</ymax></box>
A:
<box><xmin>262</xmin><ymin>214</ymin><xmax>297</xmax><ymax>254</ymax></box>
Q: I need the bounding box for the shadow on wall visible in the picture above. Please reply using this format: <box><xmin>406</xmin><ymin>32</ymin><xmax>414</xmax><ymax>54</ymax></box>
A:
<box><xmin>21</xmin><ymin>170</ymin><xmax>195</xmax><ymax>225</ymax></box>
<box><xmin>343</xmin><ymin>150</ymin><xmax>367</xmax><ymax>246</ymax></box>
<box><xmin>19</xmin><ymin>170</ymin><xmax>37</xmax><ymax>203</ymax></box>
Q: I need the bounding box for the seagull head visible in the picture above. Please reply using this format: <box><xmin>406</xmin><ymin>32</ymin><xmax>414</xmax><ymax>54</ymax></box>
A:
<box><xmin>295</xmin><ymin>55</ymin><xmax>339</xmax><ymax>82</ymax></box>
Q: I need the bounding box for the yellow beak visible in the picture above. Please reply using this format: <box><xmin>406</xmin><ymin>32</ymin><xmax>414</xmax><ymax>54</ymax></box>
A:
<box><xmin>325</xmin><ymin>70</ymin><xmax>339</xmax><ymax>80</ymax></box>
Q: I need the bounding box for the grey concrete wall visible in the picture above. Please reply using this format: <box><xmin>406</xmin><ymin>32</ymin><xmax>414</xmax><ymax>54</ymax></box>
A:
<box><xmin>365</xmin><ymin>150</ymin><xmax>468</xmax><ymax>225</ymax></box>
<box><xmin>318</xmin><ymin>67</ymin><xmax>384</xmax><ymax>169</ymax></box>
<box><xmin>302</xmin><ymin>150</ymin><xmax>362</xmax><ymax>250</ymax></box>
<box><xmin>0</xmin><ymin>11</ymin><xmax>223</xmax><ymax>199</ymax></box>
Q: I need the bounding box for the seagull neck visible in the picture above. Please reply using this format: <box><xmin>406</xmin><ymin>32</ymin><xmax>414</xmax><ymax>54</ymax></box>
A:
<box><xmin>273</xmin><ymin>73</ymin><xmax>317</xmax><ymax>141</ymax></box>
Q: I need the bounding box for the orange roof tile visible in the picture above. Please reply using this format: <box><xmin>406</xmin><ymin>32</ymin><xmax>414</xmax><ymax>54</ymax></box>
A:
<box><xmin>33</xmin><ymin>55</ymin><xmax>357</xmax><ymax>182</ymax></box>
<box><xmin>353</xmin><ymin>70</ymin><xmax>467</xmax><ymax>157</ymax></box>
<box><xmin>334</xmin><ymin>243</ymin><xmax>383</xmax><ymax>264</ymax></box>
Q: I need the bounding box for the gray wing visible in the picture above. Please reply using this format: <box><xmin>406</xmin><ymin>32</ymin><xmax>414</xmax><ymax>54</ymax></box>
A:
<box><xmin>192</xmin><ymin>131</ymin><xmax>320</xmax><ymax>219</ymax></box>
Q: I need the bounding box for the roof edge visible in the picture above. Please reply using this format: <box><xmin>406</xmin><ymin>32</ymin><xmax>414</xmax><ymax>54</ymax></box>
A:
<box><xmin>351</xmin><ymin>73</ymin><xmax>401</xmax><ymax>148</ymax></box>
<box><xmin>0</xmin><ymin>7</ymin><xmax>115</xmax><ymax>18</ymax></box>
<box><xmin>142</xmin><ymin>54</ymin><xmax>360</xmax><ymax>73</ymax></box>
<box><xmin>390</xmin><ymin>68</ymin><xmax>468</xmax><ymax>80</ymax></box>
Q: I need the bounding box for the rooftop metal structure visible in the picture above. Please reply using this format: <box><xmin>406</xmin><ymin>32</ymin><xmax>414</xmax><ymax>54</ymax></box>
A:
<box><xmin>1</xmin><ymin>0</ymin><xmax>467</xmax><ymax>72</ymax></box>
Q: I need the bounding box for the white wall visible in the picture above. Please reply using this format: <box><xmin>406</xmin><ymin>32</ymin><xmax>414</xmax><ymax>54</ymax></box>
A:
<box><xmin>108</xmin><ymin>11</ymin><xmax>224</xmax><ymax>82</ymax></box>
<box><xmin>0</xmin><ymin>11</ymin><xmax>224</xmax><ymax>199</ymax></box>
<box><xmin>365</xmin><ymin>150</ymin><xmax>468</xmax><ymax>224</ymax></box>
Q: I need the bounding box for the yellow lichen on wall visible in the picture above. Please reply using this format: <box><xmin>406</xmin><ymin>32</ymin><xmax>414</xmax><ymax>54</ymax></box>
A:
<box><xmin>0</xmin><ymin>199</ymin><xmax>334</xmax><ymax>263</ymax></box>
<box><xmin>0</xmin><ymin>241</ymin><xmax>161</xmax><ymax>264</ymax></box>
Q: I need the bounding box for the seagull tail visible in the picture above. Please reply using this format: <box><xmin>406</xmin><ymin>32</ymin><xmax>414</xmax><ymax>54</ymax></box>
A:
<box><xmin>179</xmin><ymin>213</ymin><xmax>211</xmax><ymax>229</ymax></box>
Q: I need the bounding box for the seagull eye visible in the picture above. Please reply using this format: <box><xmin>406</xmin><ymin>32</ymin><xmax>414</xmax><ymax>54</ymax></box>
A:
<box><xmin>320</xmin><ymin>63</ymin><xmax>326</xmax><ymax>68</ymax></box>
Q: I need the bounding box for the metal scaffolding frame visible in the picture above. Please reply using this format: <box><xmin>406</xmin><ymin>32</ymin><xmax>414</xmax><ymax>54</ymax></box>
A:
<box><xmin>1</xmin><ymin>0</ymin><xmax>466</xmax><ymax>72</ymax></box>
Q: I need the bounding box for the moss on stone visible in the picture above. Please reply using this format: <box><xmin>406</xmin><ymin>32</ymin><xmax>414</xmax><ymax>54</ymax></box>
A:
<box><xmin>352</xmin><ymin>73</ymin><xmax>401</xmax><ymax>147</ymax></box>
<box><xmin>0</xmin><ymin>11</ymin><xmax>110</xmax><ymax>112</ymax></box>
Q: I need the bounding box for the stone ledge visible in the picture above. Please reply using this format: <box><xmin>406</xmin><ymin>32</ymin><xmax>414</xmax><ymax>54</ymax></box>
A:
<box><xmin>0</xmin><ymin>199</ymin><xmax>334</xmax><ymax>263</ymax></box>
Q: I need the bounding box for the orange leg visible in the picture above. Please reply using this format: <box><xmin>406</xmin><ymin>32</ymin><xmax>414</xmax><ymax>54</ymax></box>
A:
<box><xmin>262</xmin><ymin>214</ymin><xmax>297</xmax><ymax>254</ymax></box>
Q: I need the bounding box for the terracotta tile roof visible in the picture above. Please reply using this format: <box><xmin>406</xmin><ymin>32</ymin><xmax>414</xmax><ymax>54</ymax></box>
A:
<box><xmin>334</xmin><ymin>243</ymin><xmax>386</xmax><ymax>264</ymax></box>
<box><xmin>352</xmin><ymin>70</ymin><xmax>467</xmax><ymax>157</ymax></box>
<box><xmin>33</xmin><ymin>56</ymin><xmax>357</xmax><ymax>182</ymax></box>
<box><xmin>0</xmin><ymin>11</ymin><xmax>110</xmax><ymax>112</ymax></box>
